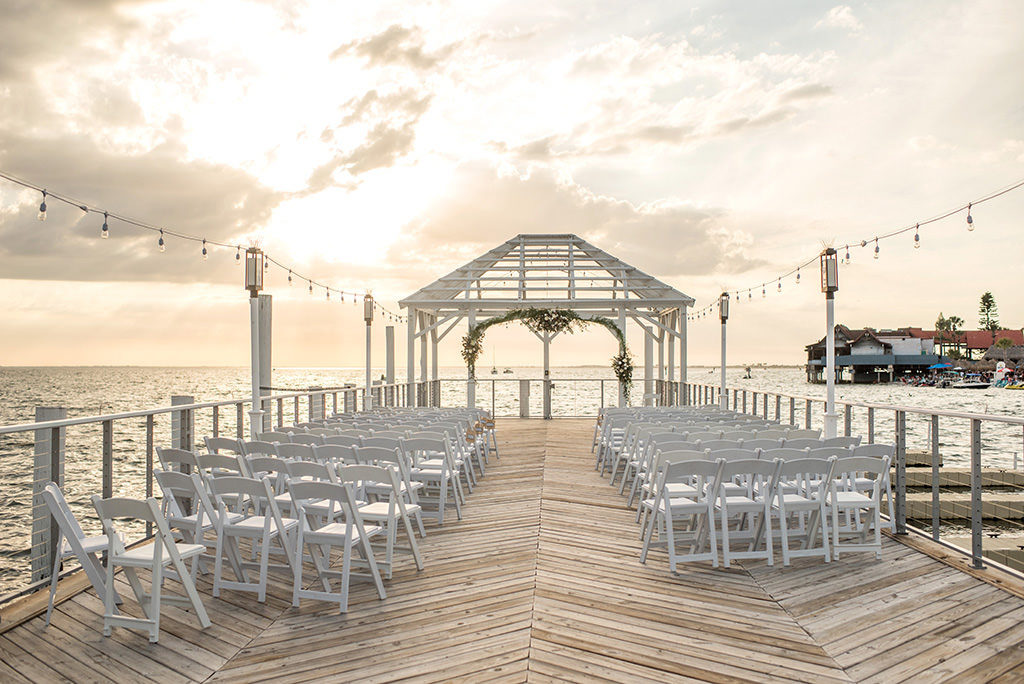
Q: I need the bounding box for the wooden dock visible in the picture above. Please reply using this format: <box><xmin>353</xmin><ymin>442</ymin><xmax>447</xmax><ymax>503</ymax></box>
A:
<box><xmin>4</xmin><ymin>419</ymin><xmax>1024</xmax><ymax>682</ymax></box>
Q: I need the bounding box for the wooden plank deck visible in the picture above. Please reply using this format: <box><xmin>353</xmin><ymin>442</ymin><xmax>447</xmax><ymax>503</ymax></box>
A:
<box><xmin>5</xmin><ymin>418</ymin><xmax>1024</xmax><ymax>682</ymax></box>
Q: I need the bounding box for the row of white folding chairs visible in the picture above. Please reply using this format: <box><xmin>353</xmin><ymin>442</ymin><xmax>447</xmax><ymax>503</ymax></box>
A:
<box><xmin>638</xmin><ymin>453</ymin><xmax>891</xmax><ymax>572</ymax></box>
<box><xmin>166</xmin><ymin>432</ymin><xmax>468</xmax><ymax>526</ymax></box>
<box><xmin>42</xmin><ymin>443</ymin><xmax>437</xmax><ymax>641</ymax></box>
<box><xmin>611</xmin><ymin>428</ymin><xmax>848</xmax><ymax>490</ymax></box>
<box><xmin>627</xmin><ymin>439</ymin><xmax>894</xmax><ymax>518</ymax></box>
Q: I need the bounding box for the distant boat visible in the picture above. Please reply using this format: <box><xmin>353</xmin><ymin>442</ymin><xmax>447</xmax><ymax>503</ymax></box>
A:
<box><xmin>491</xmin><ymin>367</ymin><xmax>498</xmax><ymax>375</ymax></box>
<box><xmin>503</xmin><ymin>368</ymin><xmax>513</xmax><ymax>374</ymax></box>
<box><xmin>953</xmin><ymin>373</ymin><xmax>990</xmax><ymax>389</ymax></box>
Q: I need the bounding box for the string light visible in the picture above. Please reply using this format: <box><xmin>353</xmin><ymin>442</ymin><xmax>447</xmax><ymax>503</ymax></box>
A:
<box><xmin>201</xmin><ymin>239</ymin><xmax>208</xmax><ymax>260</ymax></box>
<box><xmin>287</xmin><ymin>270</ymin><xmax>292</xmax><ymax>285</ymax></box>
<box><xmin>326</xmin><ymin>289</ymin><xmax>330</xmax><ymax>300</ymax></box>
<box><xmin>308</xmin><ymin>281</ymin><xmax>313</xmax><ymax>295</ymax></box>
<box><xmin>913</xmin><ymin>223</ymin><xmax>920</xmax><ymax>249</ymax></box>
<box><xmin>37</xmin><ymin>191</ymin><xmax>46</xmax><ymax>221</ymax></box>
<box><xmin>235</xmin><ymin>246</ymin><xmax>241</xmax><ymax>264</ymax></box>
<box><xmin>967</xmin><ymin>203</ymin><xmax>974</xmax><ymax>231</ymax></box>
<box><xmin>873</xmin><ymin>238</ymin><xmax>879</xmax><ymax>260</ymax></box>
<box><xmin>844</xmin><ymin>246</ymin><xmax>851</xmax><ymax>264</ymax></box>
<box><xmin>762</xmin><ymin>284</ymin><xmax>766</xmax><ymax>298</ymax></box>
<box><xmin>101</xmin><ymin>212</ymin><xmax>109</xmax><ymax>239</ymax></box>
<box><xmin>158</xmin><ymin>229</ymin><xmax>165</xmax><ymax>252</ymax></box>
<box><xmin>796</xmin><ymin>268</ymin><xmax>800</xmax><ymax>284</ymax></box>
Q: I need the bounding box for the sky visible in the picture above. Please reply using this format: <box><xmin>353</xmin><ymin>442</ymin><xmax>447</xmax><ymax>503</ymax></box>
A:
<box><xmin>0</xmin><ymin>0</ymin><xmax>1022</xmax><ymax>369</ymax></box>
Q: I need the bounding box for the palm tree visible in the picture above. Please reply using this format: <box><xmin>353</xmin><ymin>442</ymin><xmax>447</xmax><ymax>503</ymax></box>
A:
<box><xmin>948</xmin><ymin>315</ymin><xmax>964</xmax><ymax>356</ymax></box>
<box><xmin>934</xmin><ymin>313</ymin><xmax>949</xmax><ymax>356</ymax></box>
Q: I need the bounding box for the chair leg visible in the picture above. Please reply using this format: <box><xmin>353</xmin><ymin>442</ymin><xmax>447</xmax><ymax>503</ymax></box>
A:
<box><xmin>720</xmin><ymin>505</ymin><xmax>731</xmax><ymax>568</ymax></box>
<box><xmin>149</xmin><ymin>561</ymin><xmax>162</xmax><ymax>643</ymax></box>
<box><xmin>45</xmin><ymin>543</ymin><xmax>62</xmax><ymax>627</ymax></box>
<box><xmin>257</xmin><ymin>534</ymin><xmax>271</xmax><ymax>603</ymax></box>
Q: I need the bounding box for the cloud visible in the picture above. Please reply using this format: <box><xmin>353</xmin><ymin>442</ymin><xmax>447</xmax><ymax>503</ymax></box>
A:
<box><xmin>388</xmin><ymin>162</ymin><xmax>763</xmax><ymax>285</ymax></box>
<box><xmin>816</xmin><ymin>6</ymin><xmax>863</xmax><ymax>33</ymax></box>
<box><xmin>0</xmin><ymin>133</ymin><xmax>281</xmax><ymax>283</ymax></box>
<box><xmin>330</xmin><ymin>24</ymin><xmax>457</xmax><ymax>70</ymax></box>
<box><xmin>779</xmin><ymin>83</ymin><xmax>833</xmax><ymax>103</ymax></box>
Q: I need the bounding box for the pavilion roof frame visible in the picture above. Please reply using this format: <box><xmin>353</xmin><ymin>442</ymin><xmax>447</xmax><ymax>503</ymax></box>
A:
<box><xmin>400</xmin><ymin>234</ymin><xmax>695</xmax><ymax>323</ymax></box>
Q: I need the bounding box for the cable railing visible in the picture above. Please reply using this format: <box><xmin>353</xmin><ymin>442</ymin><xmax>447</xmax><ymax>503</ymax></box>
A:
<box><xmin>684</xmin><ymin>381</ymin><xmax>1024</xmax><ymax>575</ymax></box>
<box><xmin>0</xmin><ymin>380</ymin><xmax>426</xmax><ymax>604</ymax></box>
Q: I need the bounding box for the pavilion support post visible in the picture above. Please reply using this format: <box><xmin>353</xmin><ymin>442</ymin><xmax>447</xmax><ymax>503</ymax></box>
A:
<box><xmin>667</xmin><ymin>311</ymin><xmax>676</xmax><ymax>406</ymax></box>
<box><xmin>643</xmin><ymin>326</ymin><xmax>654</xmax><ymax>407</ymax></box>
<box><xmin>363</xmin><ymin>295</ymin><xmax>373</xmax><ymax>411</ymax></box>
<box><xmin>419</xmin><ymin>312</ymin><xmax>428</xmax><ymax>406</ymax></box>
<box><xmin>657</xmin><ymin>323</ymin><xmax>665</xmax><ymax>406</ymax></box>
<box><xmin>430</xmin><ymin>322</ymin><xmax>439</xmax><ymax>408</ymax></box>
<box><xmin>467</xmin><ymin>308</ymin><xmax>476</xmax><ymax>408</ymax></box>
<box><xmin>406</xmin><ymin>309</ymin><xmax>416</xmax><ymax>407</ymax></box>
<box><xmin>543</xmin><ymin>333</ymin><xmax>552</xmax><ymax>419</ymax></box>
<box><xmin>618</xmin><ymin>307</ymin><xmax>627</xmax><ymax>407</ymax></box>
<box><xmin>680</xmin><ymin>307</ymin><xmax>688</xmax><ymax>405</ymax></box>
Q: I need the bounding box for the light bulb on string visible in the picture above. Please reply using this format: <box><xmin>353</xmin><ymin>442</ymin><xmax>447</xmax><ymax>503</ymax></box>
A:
<box><xmin>326</xmin><ymin>289</ymin><xmax>330</xmax><ymax>300</ymax></box>
<box><xmin>913</xmin><ymin>223</ymin><xmax>920</xmax><ymax>249</ymax></box>
<box><xmin>287</xmin><ymin>270</ymin><xmax>292</xmax><ymax>285</ymax></box>
<box><xmin>308</xmin><ymin>281</ymin><xmax>313</xmax><ymax>295</ymax></box>
<box><xmin>844</xmin><ymin>246</ymin><xmax>851</xmax><ymax>264</ymax></box>
<box><xmin>748</xmin><ymin>290</ymin><xmax>752</xmax><ymax>300</ymax></box>
<box><xmin>777</xmin><ymin>278</ymin><xmax>781</xmax><ymax>293</ymax></box>
<box><xmin>762</xmin><ymin>284</ymin><xmax>766</xmax><ymax>298</ymax></box>
<box><xmin>967</xmin><ymin>203</ymin><xmax>974</xmax><ymax>231</ymax></box>
<box><xmin>235</xmin><ymin>246</ymin><xmax>241</xmax><ymax>264</ymax></box>
<box><xmin>37</xmin><ymin>191</ymin><xmax>47</xmax><ymax>221</ymax></box>
<box><xmin>873</xmin><ymin>238</ymin><xmax>879</xmax><ymax>259</ymax></box>
<box><xmin>796</xmin><ymin>268</ymin><xmax>800</xmax><ymax>284</ymax></box>
<box><xmin>101</xmin><ymin>212</ymin><xmax>109</xmax><ymax>239</ymax></box>
<box><xmin>201</xmin><ymin>239</ymin><xmax>208</xmax><ymax>260</ymax></box>
<box><xmin>158</xmin><ymin>230</ymin><xmax>165</xmax><ymax>252</ymax></box>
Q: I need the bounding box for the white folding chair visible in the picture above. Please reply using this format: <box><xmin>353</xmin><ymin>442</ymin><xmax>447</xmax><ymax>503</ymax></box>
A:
<box><xmin>289</xmin><ymin>480</ymin><xmax>386</xmax><ymax>613</ymax></box>
<box><xmin>42</xmin><ymin>483</ymin><xmax>119</xmax><ymax>627</ymax></box>
<box><xmin>852</xmin><ymin>444</ymin><xmax>896</xmax><ymax>531</ymax></box>
<box><xmin>774</xmin><ymin>457</ymin><xmax>836</xmax><ymax>566</ymax></box>
<box><xmin>338</xmin><ymin>464</ymin><xmax>423</xmax><ymax>579</ymax></box>
<box><xmin>715</xmin><ymin>459</ymin><xmax>781</xmax><ymax>568</ymax></box>
<box><xmin>91</xmin><ymin>495</ymin><xmax>210</xmax><ymax>643</ymax></box>
<box><xmin>208</xmin><ymin>476</ymin><xmax>299</xmax><ymax>602</ymax></box>
<box><xmin>640</xmin><ymin>458</ymin><xmax>723</xmax><ymax>572</ymax></box>
<box><xmin>830</xmin><ymin>455</ymin><xmax>891</xmax><ymax>560</ymax></box>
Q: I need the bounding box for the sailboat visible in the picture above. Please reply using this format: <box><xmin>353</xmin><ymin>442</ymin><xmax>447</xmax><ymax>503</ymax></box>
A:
<box><xmin>490</xmin><ymin>346</ymin><xmax>498</xmax><ymax>374</ymax></box>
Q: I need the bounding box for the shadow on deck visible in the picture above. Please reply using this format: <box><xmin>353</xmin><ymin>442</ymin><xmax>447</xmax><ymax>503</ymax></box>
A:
<box><xmin>3</xmin><ymin>419</ymin><xmax>1024</xmax><ymax>682</ymax></box>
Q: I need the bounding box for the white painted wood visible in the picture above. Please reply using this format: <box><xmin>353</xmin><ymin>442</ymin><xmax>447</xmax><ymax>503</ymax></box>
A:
<box><xmin>32</xmin><ymin>407</ymin><xmax>66</xmax><ymax>583</ymax></box>
<box><xmin>644</xmin><ymin>326</ymin><xmax>654</xmax><ymax>407</ymax></box>
<box><xmin>385</xmin><ymin>325</ymin><xmax>395</xmax><ymax>384</ymax></box>
<box><xmin>258</xmin><ymin>294</ymin><xmax>272</xmax><ymax>430</ymax></box>
<box><xmin>406</xmin><ymin>310</ymin><xmax>416</xmax><ymax>407</ymax></box>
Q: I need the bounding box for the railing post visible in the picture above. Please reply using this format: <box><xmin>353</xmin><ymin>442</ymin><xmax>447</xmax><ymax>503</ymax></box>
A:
<box><xmin>752</xmin><ymin>392</ymin><xmax>757</xmax><ymax>416</ymax></box>
<box><xmin>971</xmin><ymin>418</ymin><xmax>984</xmax><ymax>568</ymax></box>
<box><xmin>236</xmin><ymin>402</ymin><xmax>244</xmax><ymax>438</ymax></box>
<box><xmin>867</xmin><ymin>407</ymin><xmax>875</xmax><ymax>443</ymax></box>
<box><xmin>294</xmin><ymin>395</ymin><xmax>300</xmax><ymax>422</ymax></box>
<box><xmin>931</xmin><ymin>414</ymin><xmax>940</xmax><ymax>541</ymax></box>
<box><xmin>600</xmin><ymin>380</ymin><xmax>605</xmax><ymax>410</ymax></box>
<box><xmin>146</xmin><ymin>414</ymin><xmax>155</xmax><ymax>537</ymax></box>
<box><xmin>844</xmin><ymin>405</ymin><xmax>852</xmax><ymax>437</ymax></box>
<box><xmin>333</xmin><ymin>391</ymin><xmax>339</xmax><ymax>415</ymax></box>
<box><xmin>492</xmin><ymin>380</ymin><xmax>496</xmax><ymax>416</ymax></box>
<box><xmin>277</xmin><ymin>397</ymin><xmax>284</xmax><ymax>427</ymax></box>
<box><xmin>762</xmin><ymin>393</ymin><xmax>768</xmax><ymax>417</ymax></box>
<box><xmin>102</xmin><ymin>419</ymin><xmax>113</xmax><ymax>501</ymax></box>
<box><xmin>894</xmin><ymin>410</ymin><xmax>907</xmax><ymax>535</ymax></box>
<box><xmin>805</xmin><ymin>399</ymin><xmax>812</xmax><ymax>430</ymax></box>
<box><xmin>212</xmin><ymin>405</ymin><xmax>219</xmax><ymax>438</ymax></box>
<box><xmin>742</xmin><ymin>390</ymin><xmax>747</xmax><ymax>413</ymax></box>
<box><xmin>775</xmin><ymin>395</ymin><xmax>781</xmax><ymax>421</ymax></box>
<box><xmin>789</xmin><ymin>397</ymin><xmax>795</xmax><ymax>426</ymax></box>
<box><xmin>31</xmin><ymin>407</ymin><xmax>66</xmax><ymax>584</ymax></box>
<box><xmin>172</xmin><ymin>396</ymin><xmax>195</xmax><ymax>450</ymax></box>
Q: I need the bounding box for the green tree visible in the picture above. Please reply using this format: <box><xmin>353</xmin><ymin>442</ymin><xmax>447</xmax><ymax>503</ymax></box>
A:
<box><xmin>979</xmin><ymin>292</ymin><xmax>1000</xmax><ymax>342</ymax></box>
<box><xmin>996</xmin><ymin>337</ymin><xmax>1014</xmax><ymax>364</ymax></box>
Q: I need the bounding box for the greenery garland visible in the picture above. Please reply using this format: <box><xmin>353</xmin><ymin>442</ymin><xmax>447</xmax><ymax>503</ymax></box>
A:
<box><xmin>461</xmin><ymin>307</ymin><xmax>634</xmax><ymax>398</ymax></box>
